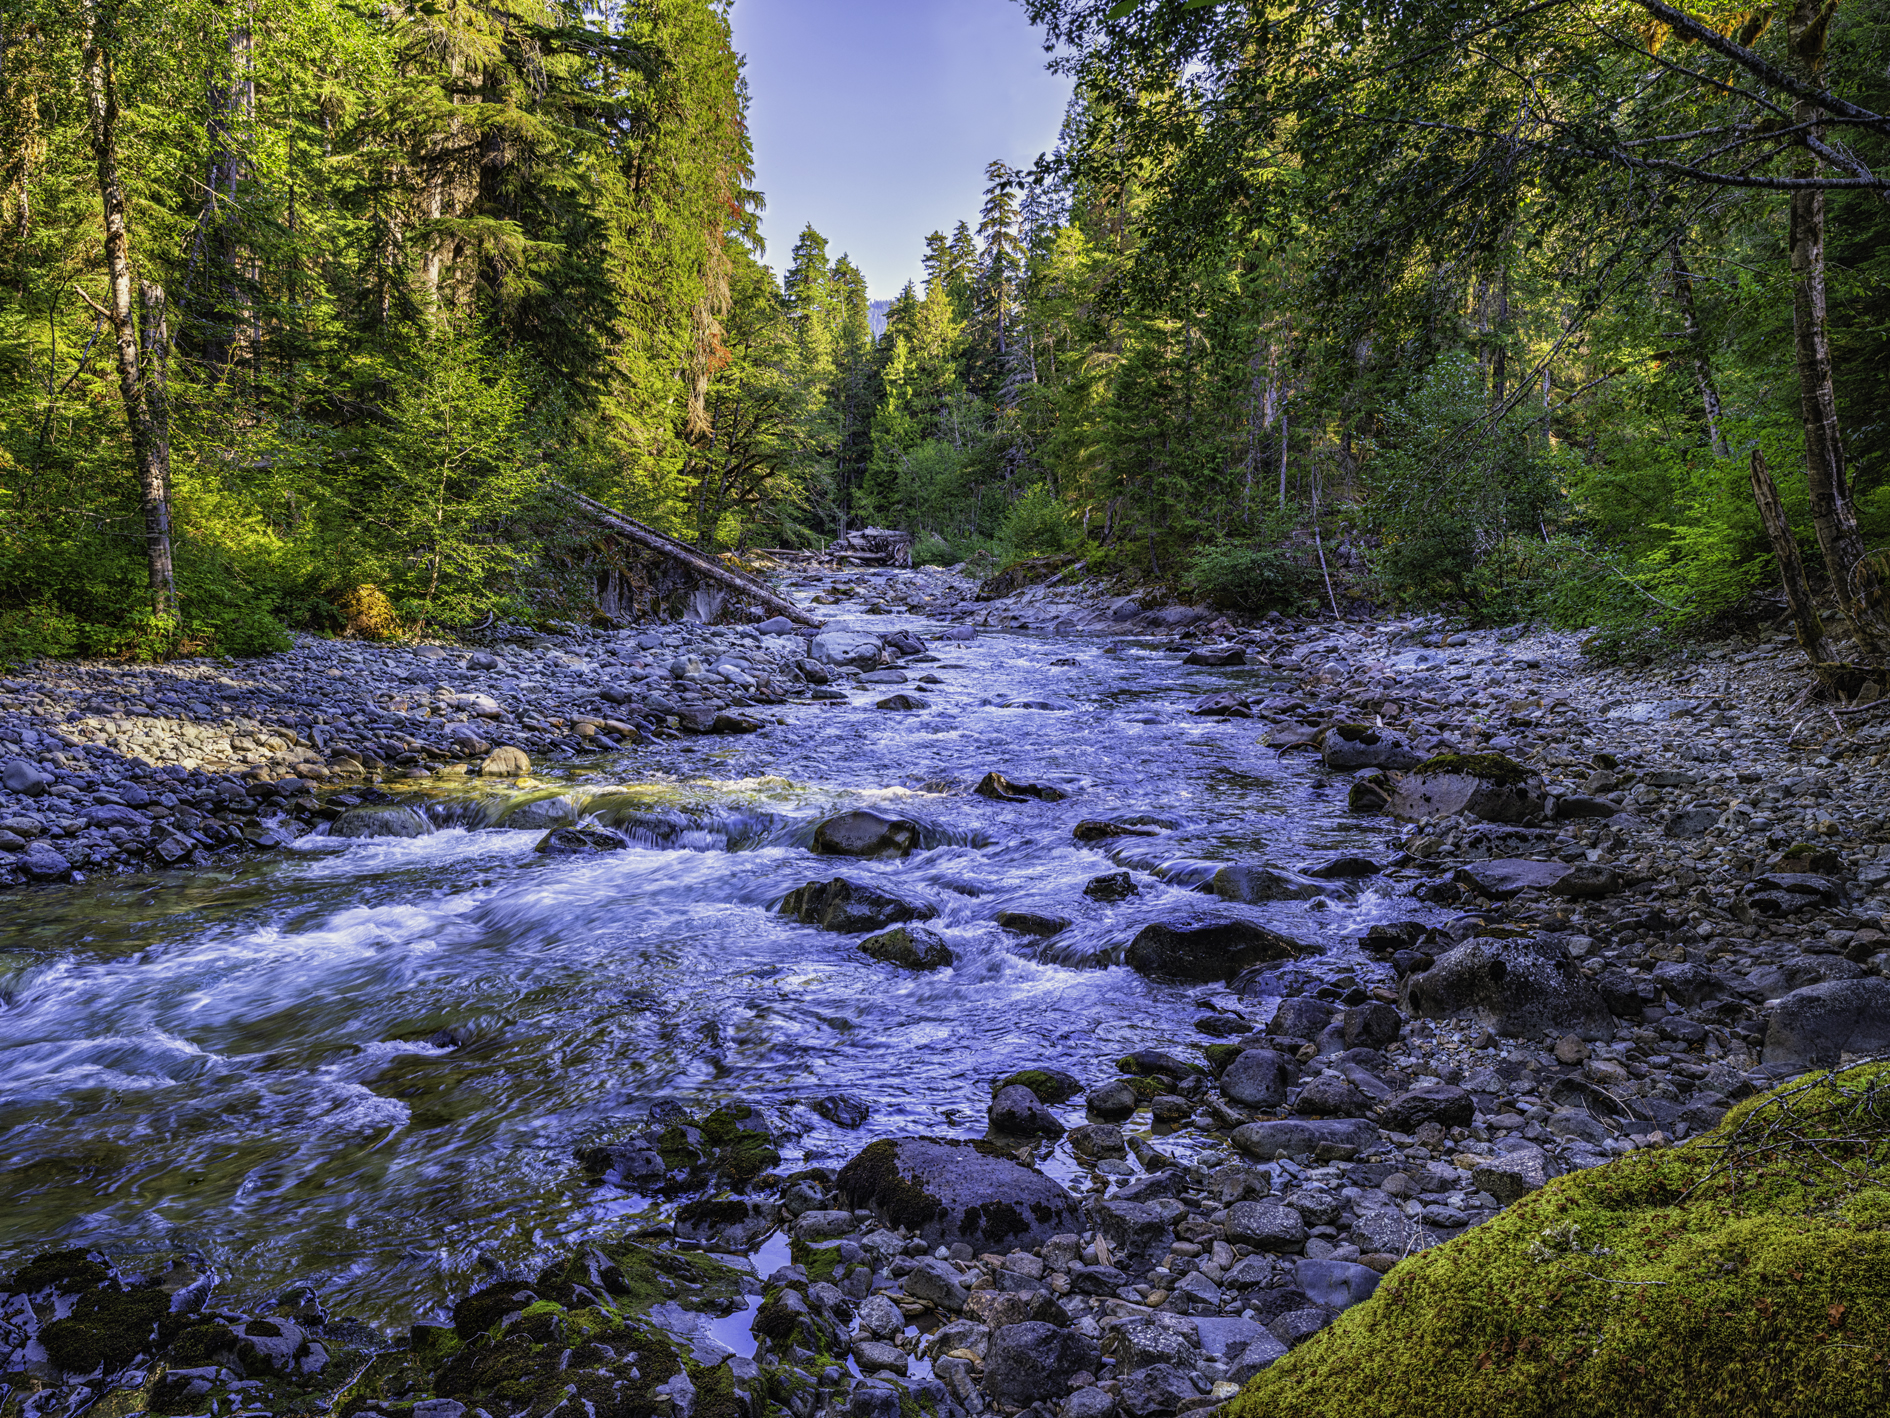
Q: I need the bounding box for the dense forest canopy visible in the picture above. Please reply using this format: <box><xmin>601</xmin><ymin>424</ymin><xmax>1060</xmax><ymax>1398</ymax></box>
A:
<box><xmin>3</xmin><ymin>0</ymin><xmax>1888</xmax><ymax>670</ymax></box>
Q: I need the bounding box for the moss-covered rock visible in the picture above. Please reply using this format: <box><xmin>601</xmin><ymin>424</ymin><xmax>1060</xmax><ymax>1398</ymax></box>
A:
<box><xmin>1229</xmin><ymin>1063</ymin><xmax>1890</xmax><ymax>1418</ymax></box>
<box><xmin>990</xmin><ymin>1069</ymin><xmax>1083</xmax><ymax>1104</ymax></box>
<box><xmin>1410</xmin><ymin>752</ymin><xmax>1534</xmax><ymax>786</ymax></box>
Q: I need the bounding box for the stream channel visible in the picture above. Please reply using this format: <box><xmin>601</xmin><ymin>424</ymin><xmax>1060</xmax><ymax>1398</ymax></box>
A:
<box><xmin>0</xmin><ymin>583</ymin><xmax>1427</xmax><ymax>1334</ymax></box>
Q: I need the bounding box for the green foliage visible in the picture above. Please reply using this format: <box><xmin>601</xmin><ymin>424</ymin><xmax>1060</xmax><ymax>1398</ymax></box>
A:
<box><xmin>997</xmin><ymin>482</ymin><xmax>1080</xmax><ymax>558</ymax></box>
<box><xmin>1186</xmin><ymin>539</ymin><xmax>1305</xmax><ymax>612</ymax></box>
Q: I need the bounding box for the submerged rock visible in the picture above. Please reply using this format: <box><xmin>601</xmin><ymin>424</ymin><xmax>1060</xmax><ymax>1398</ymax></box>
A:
<box><xmin>859</xmin><ymin>924</ymin><xmax>954</xmax><ymax>971</ymax></box>
<box><xmin>813</xmin><ymin>809</ymin><xmax>921</xmax><ymax>859</ymax></box>
<box><xmin>780</xmin><ymin>877</ymin><xmax>938</xmax><ymax>933</ymax></box>
<box><xmin>1127</xmin><ymin>914</ymin><xmax>1311</xmax><ymax>981</ymax></box>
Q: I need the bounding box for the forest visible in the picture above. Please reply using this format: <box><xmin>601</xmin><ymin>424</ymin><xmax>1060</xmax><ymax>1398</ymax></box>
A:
<box><xmin>3</xmin><ymin>0</ymin><xmax>1889</xmax><ymax>669</ymax></box>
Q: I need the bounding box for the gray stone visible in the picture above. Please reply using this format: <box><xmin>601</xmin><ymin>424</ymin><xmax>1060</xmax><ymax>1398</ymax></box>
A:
<box><xmin>852</xmin><ymin>1339</ymin><xmax>909</xmax><ymax>1374</ymax></box>
<box><xmin>989</xmin><ymin>1084</ymin><xmax>1065</xmax><ymax>1138</ymax></box>
<box><xmin>1115</xmin><ymin>1363</ymin><xmax>1200</xmax><ymax>1418</ymax></box>
<box><xmin>902</xmin><ymin>1256</ymin><xmax>969</xmax><ymax>1312</ymax></box>
<box><xmin>1454</xmin><ymin>858</ymin><xmax>1569</xmax><ymax>900</ymax></box>
<box><xmin>1403</xmin><ymin>938</ymin><xmax>1613</xmax><ymax>1041</ymax></box>
<box><xmin>1322</xmin><ymin>726</ymin><xmax>1422</xmax><ymax>771</ymax></box>
<box><xmin>1068</xmin><ymin>1123</ymin><xmax>1127</xmax><ymax>1159</ymax></box>
<box><xmin>1084</xmin><ymin>1082</ymin><xmax>1138</xmax><ymax>1122</ymax></box>
<box><xmin>1270</xmin><ymin>997</ymin><xmax>1336</xmax><ymax>1038</ymax></box>
<box><xmin>1293</xmin><ymin>1075</ymin><xmax>1371</xmax><ymax>1117</ymax></box>
<box><xmin>1208</xmin><ymin>864</ymin><xmax>1344</xmax><ymax>903</ymax></box>
<box><xmin>1224</xmin><ymin>1201</ymin><xmax>1308</xmax><ymax>1251</ymax></box>
<box><xmin>1220</xmin><ymin>1255</ymin><xmax>1277</xmax><ymax>1289</ymax></box>
<box><xmin>1377</xmin><ymin>1085</ymin><xmax>1475</xmax><ymax>1133</ymax></box>
<box><xmin>1472</xmin><ymin>1152</ymin><xmax>1556</xmax><ymax>1204</ymax></box>
<box><xmin>413</xmin><ymin>1402</ymin><xmax>468</xmax><ymax>1418</ymax></box>
<box><xmin>861</xmin><ymin>925</ymin><xmax>954</xmax><ymax>971</ymax></box>
<box><xmin>1294</xmin><ymin>1259</ymin><xmax>1382</xmax><ymax>1311</ymax></box>
<box><xmin>781</xmin><ymin>878</ymin><xmax>938</xmax><ymax>933</ymax></box>
<box><xmin>837</xmin><ymin>1137</ymin><xmax>1081</xmax><ymax>1252</ymax></box>
<box><xmin>1763</xmin><ymin>978</ymin><xmax>1890</xmax><ymax>1070</ymax></box>
<box><xmin>1342</xmin><ymin>1002</ymin><xmax>1402</xmax><ymax>1050</ymax></box>
<box><xmin>1267</xmin><ymin>1308</ymin><xmax>1333</xmax><ymax>1349</ymax></box>
<box><xmin>1097</xmin><ymin>1199</ymin><xmax>1174</xmax><ymax>1271</ymax></box>
<box><xmin>1651</xmin><ymin>961</ymin><xmax>1723</xmax><ymax>1006</ymax></box>
<box><xmin>18</xmin><ymin>840</ymin><xmax>73</xmax><ymax>881</ymax></box>
<box><xmin>1232</xmin><ymin>1117</ymin><xmax>1378</xmax><ymax>1160</ymax></box>
<box><xmin>1193</xmin><ymin>1316</ymin><xmax>1267</xmax><ymax>1359</ymax></box>
<box><xmin>1550</xmin><ymin>863</ymin><xmax>1623</xmax><ymax>899</ymax></box>
<box><xmin>983</xmin><ymin>1322</ymin><xmax>1100</xmax><ymax>1405</ymax></box>
<box><xmin>1</xmin><ymin>759</ymin><xmax>51</xmax><ymax>797</ymax></box>
<box><xmin>1125</xmin><ymin>913</ymin><xmax>1310</xmax><ymax>981</ymax></box>
<box><xmin>330</xmin><ymin>803</ymin><xmax>435</xmax><ymax>839</ymax></box>
<box><xmin>1116</xmin><ymin>1324</ymin><xmax>1194</xmax><ymax>1371</ymax></box>
<box><xmin>1226</xmin><ymin>1331</ymin><xmax>1290</xmax><ymax>1382</ymax></box>
<box><xmin>1220</xmin><ymin>1048</ymin><xmax>1291</xmax><ymax>1107</ymax></box>
<box><xmin>1063</xmin><ymin>1386</ymin><xmax>1117</xmax><ymax>1418</ymax></box>
<box><xmin>813</xmin><ymin>810</ymin><xmax>920</xmax><ymax>859</ymax></box>
<box><xmin>1665</xmin><ymin>807</ymin><xmax>1721</xmax><ymax>839</ymax></box>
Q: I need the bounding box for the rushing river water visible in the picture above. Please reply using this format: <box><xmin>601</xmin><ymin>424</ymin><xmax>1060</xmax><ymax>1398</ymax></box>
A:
<box><xmin>0</xmin><ymin>588</ymin><xmax>1421</xmax><ymax>1331</ymax></box>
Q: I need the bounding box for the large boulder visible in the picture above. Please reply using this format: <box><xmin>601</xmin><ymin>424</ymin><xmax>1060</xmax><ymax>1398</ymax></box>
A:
<box><xmin>330</xmin><ymin>803</ymin><xmax>435</xmax><ymax>839</ymax></box>
<box><xmin>1763</xmin><ymin>978</ymin><xmax>1890</xmax><ymax>1070</ymax></box>
<box><xmin>813</xmin><ymin>810</ymin><xmax>921</xmax><ymax>858</ymax></box>
<box><xmin>835</xmin><ymin>1137</ymin><xmax>1081</xmax><ymax>1252</ymax></box>
<box><xmin>1126</xmin><ymin>914</ymin><xmax>1311</xmax><ymax>981</ymax></box>
<box><xmin>1322</xmin><ymin>725</ymin><xmax>1423</xmax><ymax>771</ymax></box>
<box><xmin>860</xmin><ymin>925</ymin><xmax>954</xmax><ymax>971</ymax></box>
<box><xmin>1403</xmin><ymin>938</ymin><xmax>1613</xmax><ymax>1041</ymax></box>
<box><xmin>1381</xmin><ymin>753</ymin><xmax>1547</xmax><ymax>824</ymax></box>
<box><xmin>1208</xmin><ymin>864</ymin><xmax>1345</xmax><ymax>904</ymax></box>
<box><xmin>780</xmin><ymin>878</ymin><xmax>937</xmax><ymax>933</ymax></box>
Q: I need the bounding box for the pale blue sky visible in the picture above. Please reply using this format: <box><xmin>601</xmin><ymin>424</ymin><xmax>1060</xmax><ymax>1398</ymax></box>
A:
<box><xmin>729</xmin><ymin>0</ymin><xmax>1074</xmax><ymax>300</ymax></box>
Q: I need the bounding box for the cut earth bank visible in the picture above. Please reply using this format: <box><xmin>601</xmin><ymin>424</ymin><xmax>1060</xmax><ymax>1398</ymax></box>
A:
<box><xmin>3</xmin><ymin>564</ymin><xmax>1890</xmax><ymax>1417</ymax></box>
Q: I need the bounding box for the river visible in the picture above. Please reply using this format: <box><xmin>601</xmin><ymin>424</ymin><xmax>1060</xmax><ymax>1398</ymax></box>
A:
<box><xmin>0</xmin><ymin>584</ymin><xmax>1416</xmax><ymax>1331</ymax></box>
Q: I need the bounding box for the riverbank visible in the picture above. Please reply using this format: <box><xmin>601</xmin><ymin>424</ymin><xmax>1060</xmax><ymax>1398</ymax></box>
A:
<box><xmin>2</xmin><ymin>568</ymin><xmax>1888</xmax><ymax>1418</ymax></box>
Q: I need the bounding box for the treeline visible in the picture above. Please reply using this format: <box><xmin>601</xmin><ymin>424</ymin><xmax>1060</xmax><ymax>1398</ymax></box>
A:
<box><xmin>777</xmin><ymin>0</ymin><xmax>1890</xmax><ymax>666</ymax></box>
<box><xmin>0</xmin><ymin>0</ymin><xmax>777</xmax><ymax>656</ymax></box>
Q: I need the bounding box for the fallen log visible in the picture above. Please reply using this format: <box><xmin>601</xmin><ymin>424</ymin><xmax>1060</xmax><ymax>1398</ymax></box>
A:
<box><xmin>555</xmin><ymin>485</ymin><xmax>823</xmax><ymax>628</ymax></box>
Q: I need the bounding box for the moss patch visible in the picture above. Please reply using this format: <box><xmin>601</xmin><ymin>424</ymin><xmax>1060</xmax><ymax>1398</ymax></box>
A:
<box><xmin>38</xmin><ymin>1286</ymin><xmax>170</xmax><ymax>1374</ymax></box>
<box><xmin>1119</xmin><ymin>1075</ymin><xmax>1166</xmax><ymax>1102</ymax></box>
<box><xmin>991</xmin><ymin>1070</ymin><xmax>1082</xmax><ymax>1104</ymax></box>
<box><xmin>1230</xmin><ymin>1063</ymin><xmax>1890</xmax><ymax>1418</ymax></box>
<box><xmin>1202</xmin><ymin>1044</ymin><xmax>1243</xmax><ymax>1074</ymax></box>
<box><xmin>8</xmin><ymin>1248</ymin><xmax>113</xmax><ymax>1295</ymax></box>
<box><xmin>1411</xmin><ymin>752</ymin><xmax>1533</xmax><ymax>786</ymax></box>
<box><xmin>836</xmin><ymin>1138</ymin><xmax>946</xmax><ymax>1234</ymax></box>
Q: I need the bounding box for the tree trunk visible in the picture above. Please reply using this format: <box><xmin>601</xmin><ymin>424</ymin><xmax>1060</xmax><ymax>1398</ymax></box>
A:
<box><xmin>1749</xmin><ymin>448</ymin><xmax>1832</xmax><ymax>681</ymax></box>
<box><xmin>1668</xmin><ymin>240</ymin><xmax>1728</xmax><ymax>458</ymax></box>
<box><xmin>1787</xmin><ymin>0</ymin><xmax>1890</xmax><ymax>660</ymax></box>
<box><xmin>81</xmin><ymin>2</ymin><xmax>176</xmax><ymax>620</ymax></box>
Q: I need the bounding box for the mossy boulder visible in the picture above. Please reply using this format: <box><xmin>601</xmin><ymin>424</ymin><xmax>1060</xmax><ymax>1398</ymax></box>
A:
<box><xmin>991</xmin><ymin>1069</ymin><xmax>1084</xmax><ymax>1104</ymax></box>
<box><xmin>1229</xmin><ymin>1063</ymin><xmax>1890</xmax><ymax>1418</ymax></box>
<box><xmin>1378</xmin><ymin>752</ymin><xmax>1546</xmax><ymax>825</ymax></box>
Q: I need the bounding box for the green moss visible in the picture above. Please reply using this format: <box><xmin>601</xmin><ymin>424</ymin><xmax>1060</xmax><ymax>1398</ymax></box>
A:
<box><xmin>836</xmin><ymin>1138</ymin><xmax>946</xmax><ymax>1234</ymax></box>
<box><xmin>700</xmin><ymin>1103</ymin><xmax>783</xmax><ymax>1186</ymax></box>
<box><xmin>793</xmin><ymin>1240</ymin><xmax>845</xmax><ymax>1284</ymax></box>
<box><xmin>689</xmin><ymin>1357</ymin><xmax>744</xmax><ymax>1418</ymax></box>
<box><xmin>1202</xmin><ymin>1044</ymin><xmax>1243</xmax><ymax>1074</ymax></box>
<box><xmin>408</xmin><ymin>1323</ymin><xmax>461</xmax><ymax>1363</ymax></box>
<box><xmin>168</xmin><ymin>1321</ymin><xmax>240</xmax><ymax>1368</ymax></box>
<box><xmin>8</xmin><ymin>1248</ymin><xmax>113</xmax><ymax>1295</ymax></box>
<box><xmin>1230</xmin><ymin>1064</ymin><xmax>1890</xmax><ymax>1418</ymax></box>
<box><xmin>1411</xmin><ymin>752</ymin><xmax>1533</xmax><ymax>786</ymax></box>
<box><xmin>38</xmin><ymin>1287</ymin><xmax>170</xmax><ymax>1375</ymax></box>
<box><xmin>1119</xmin><ymin>1075</ymin><xmax>1165</xmax><ymax>1102</ymax></box>
<box><xmin>991</xmin><ymin>1070</ymin><xmax>1082</xmax><ymax>1104</ymax></box>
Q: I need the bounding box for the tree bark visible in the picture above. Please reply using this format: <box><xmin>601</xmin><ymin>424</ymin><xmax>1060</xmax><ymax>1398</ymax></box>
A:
<box><xmin>1668</xmin><ymin>241</ymin><xmax>1728</xmax><ymax>458</ymax></box>
<box><xmin>1749</xmin><ymin>448</ymin><xmax>1832</xmax><ymax>681</ymax></box>
<box><xmin>1787</xmin><ymin>0</ymin><xmax>1890</xmax><ymax>660</ymax></box>
<box><xmin>81</xmin><ymin>2</ymin><xmax>176</xmax><ymax>620</ymax></box>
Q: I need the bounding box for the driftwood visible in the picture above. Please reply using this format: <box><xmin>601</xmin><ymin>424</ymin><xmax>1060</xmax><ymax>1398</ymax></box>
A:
<box><xmin>831</xmin><ymin>526</ymin><xmax>913</xmax><ymax>568</ymax></box>
<box><xmin>555</xmin><ymin>485</ymin><xmax>822</xmax><ymax>628</ymax></box>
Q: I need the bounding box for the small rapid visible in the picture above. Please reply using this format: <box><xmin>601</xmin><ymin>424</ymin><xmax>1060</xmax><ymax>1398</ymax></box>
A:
<box><xmin>0</xmin><ymin>586</ymin><xmax>1428</xmax><ymax>1330</ymax></box>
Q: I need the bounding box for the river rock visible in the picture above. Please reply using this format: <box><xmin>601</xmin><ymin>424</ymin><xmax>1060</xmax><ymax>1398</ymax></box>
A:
<box><xmin>1085</xmin><ymin>1082</ymin><xmax>1138</xmax><ymax>1121</ymax></box>
<box><xmin>1453</xmin><ymin>858</ymin><xmax>1569</xmax><ymax>900</ymax></box>
<box><xmin>1381</xmin><ymin>753</ymin><xmax>1546</xmax><ymax>824</ymax></box>
<box><xmin>813</xmin><ymin>810</ymin><xmax>921</xmax><ymax>858</ymax></box>
<box><xmin>780</xmin><ymin>877</ymin><xmax>938</xmax><ymax>933</ymax></box>
<box><xmin>1306</xmin><ymin>855</ymin><xmax>1383</xmax><ymax>879</ymax></box>
<box><xmin>812</xmin><ymin>631</ymin><xmax>883</xmax><ymax>668</ymax></box>
<box><xmin>1322</xmin><ymin>725</ymin><xmax>1422</xmax><ymax>771</ymax></box>
<box><xmin>1763</xmin><ymin>978</ymin><xmax>1890</xmax><ymax>1069</ymax></box>
<box><xmin>1270</xmin><ymin>997</ymin><xmax>1336</xmax><ymax>1039</ymax></box>
<box><xmin>988</xmin><ymin>1084</ymin><xmax>1064</xmax><ymax>1137</ymax></box>
<box><xmin>1126</xmin><ymin>914</ymin><xmax>1309</xmax><ymax>981</ymax></box>
<box><xmin>1208</xmin><ymin>863</ymin><xmax>1344</xmax><ymax>903</ymax></box>
<box><xmin>1293</xmin><ymin>1076</ymin><xmax>1370</xmax><ymax>1117</ymax></box>
<box><xmin>1224</xmin><ymin>1202</ymin><xmax>1309</xmax><ymax>1251</ymax></box>
<box><xmin>984</xmin><ymin>1323</ymin><xmax>1101</xmax><ymax>1405</ymax></box>
<box><xmin>860</xmin><ymin>925</ymin><xmax>954</xmax><ymax>971</ymax></box>
<box><xmin>1377</xmin><ymin>1085</ymin><xmax>1475</xmax><ymax>1132</ymax></box>
<box><xmin>974</xmin><ymin>772</ymin><xmax>1066</xmax><ymax>802</ymax></box>
<box><xmin>2</xmin><ymin>759</ymin><xmax>52</xmax><ymax>796</ymax></box>
<box><xmin>1472</xmin><ymin>1150</ymin><xmax>1557</xmax><ymax>1203</ymax></box>
<box><xmin>18</xmin><ymin>840</ymin><xmax>73</xmax><ymax>881</ymax></box>
<box><xmin>876</xmin><ymin>694</ymin><xmax>928</xmax><ymax>711</ymax></box>
<box><xmin>835</xmin><ymin>1137</ymin><xmax>1081</xmax><ymax>1251</ymax></box>
<box><xmin>330</xmin><ymin>803</ymin><xmax>435</xmax><ymax>839</ymax></box>
<box><xmin>992</xmin><ymin>1069</ymin><xmax>1083</xmax><ymax>1103</ymax></box>
<box><xmin>1073</xmin><ymin>820</ymin><xmax>1161</xmax><ymax>842</ymax></box>
<box><xmin>1550</xmin><ymin>862</ymin><xmax>1622</xmax><ymax>899</ymax></box>
<box><xmin>996</xmin><ymin>911</ymin><xmax>1070</xmax><ymax>938</ymax></box>
<box><xmin>1294</xmin><ymin>1258</ymin><xmax>1382</xmax><ymax>1311</ymax></box>
<box><xmin>1232</xmin><ymin>1118</ymin><xmax>1378</xmax><ymax>1160</ymax></box>
<box><xmin>1220</xmin><ymin>1048</ymin><xmax>1292</xmax><ymax>1107</ymax></box>
<box><xmin>1403</xmin><ymin>938</ymin><xmax>1613</xmax><ymax>1040</ymax></box>
<box><xmin>1183</xmin><ymin>646</ymin><xmax>1246</xmax><ymax>667</ymax></box>
<box><xmin>478</xmin><ymin>746</ymin><xmax>532</xmax><ymax>777</ymax></box>
<box><xmin>535</xmin><ymin>826</ymin><xmax>629</xmax><ymax>855</ymax></box>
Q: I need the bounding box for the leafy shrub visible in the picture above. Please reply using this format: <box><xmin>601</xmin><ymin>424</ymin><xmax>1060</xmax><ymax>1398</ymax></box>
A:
<box><xmin>1186</xmin><ymin>542</ymin><xmax>1306</xmax><ymax>611</ymax></box>
<box><xmin>998</xmin><ymin>483</ymin><xmax>1081</xmax><ymax>558</ymax></box>
<box><xmin>0</xmin><ymin>605</ymin><xmax>83</xmax><ymax>664</ymax></box>
<box><xmin>333</xmin><ymin>584</ymin><xmax>402</xmax><ymax>640</ymax></box>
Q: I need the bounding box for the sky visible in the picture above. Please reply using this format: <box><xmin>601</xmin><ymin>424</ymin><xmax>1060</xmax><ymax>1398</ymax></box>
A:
<box><xmin>729</xmin><ymin>0</ymin><xmax>1075</xmax><ymax>302</ymax></box>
